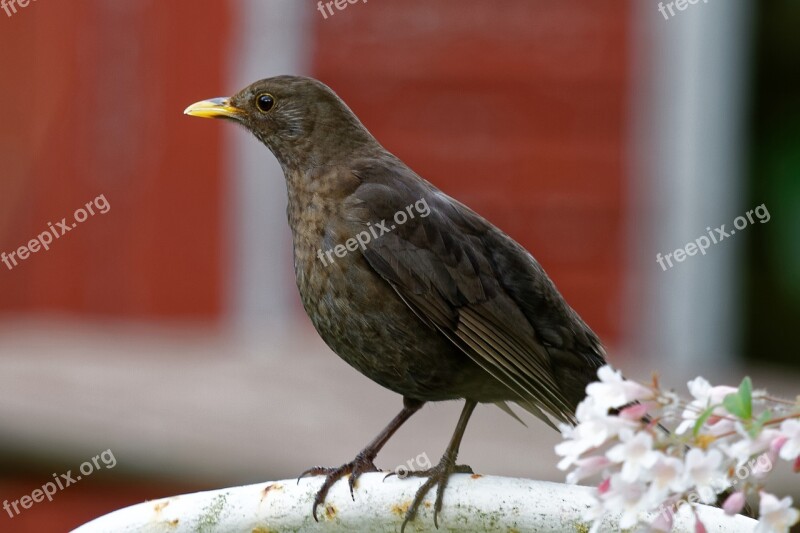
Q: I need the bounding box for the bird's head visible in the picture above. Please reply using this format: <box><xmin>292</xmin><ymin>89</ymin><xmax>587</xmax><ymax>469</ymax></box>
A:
<box><xmin>184</xmin><ymin>75</ymin><xmax>379</xmax><ymax>172</ymax></box>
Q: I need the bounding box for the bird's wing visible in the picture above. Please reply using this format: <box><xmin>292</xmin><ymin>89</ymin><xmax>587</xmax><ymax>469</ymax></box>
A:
<box><xmin>347</xmin><ymin>161</ymin><xmax>600</xmax><ymax>426</ymax></box>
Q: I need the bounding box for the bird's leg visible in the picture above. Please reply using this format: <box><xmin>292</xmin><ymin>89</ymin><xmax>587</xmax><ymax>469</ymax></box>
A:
<box><xmin>298</xmin><ymin>397</ymin><xmax>424</xmax><ymax>521</ymax></box>
<box><xmin>401</xmin><ymin>399</ymin><xmax>477</xmax><ymax>532</ymax></box>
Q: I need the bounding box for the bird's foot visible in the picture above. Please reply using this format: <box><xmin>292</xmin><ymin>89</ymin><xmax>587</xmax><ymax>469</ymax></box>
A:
<box><xmin>398</xmin><ymin>458</ymin><xmax>473</xmax><ymax>532</ymax></box>
<box><xmin>298</xmin><ymin>451</ymin><xmax>380</xmax><ymax>521</ymax></box>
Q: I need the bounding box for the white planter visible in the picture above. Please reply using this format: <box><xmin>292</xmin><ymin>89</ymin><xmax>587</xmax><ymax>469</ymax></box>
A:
<box><xmin>72</xmin><ymin>473</ymin><xmax>756</xmax><ymax>532</ymax></box>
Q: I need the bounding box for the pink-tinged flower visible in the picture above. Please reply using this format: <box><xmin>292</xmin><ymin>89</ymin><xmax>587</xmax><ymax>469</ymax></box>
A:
<box><xmin>650</xmin><ymin>507</ymin><xmax>674</xmax><ymax>532</ymax></box>
<box><xmin>619</xmin><ymin>402</ymin><xmax>650</xmax><ymax>421</ymax></box>
<box><xmin>574</xmin><ymin>396</ymin><xmax>603</xmax><ymax>423</ymax></box>
<box><xmin>676</xmin><ymin>377</ymin><xmax>737</xmax><ymax>434</ymax></box>
<box><xmin>556</xmin><ymin>421</ymin><xmax>613</xmax><ymax>470</ymax></box>
<box><xmin>566</xmin><ymin>455</ymin><xmax>611</xmax><ymax>484</ymax></box>
<box><xmin>755</xmin><ymin>492</ymin><xmax>800</xmax><ymax>533</ymax></box>
<box><xmin>723</xmin><ymin>491</ymin><xmax>747</xmax><ymax>516</ymax></box>
<box><xmin>682</xmin><ymin>448</ymin><xmax>725</xmax><ymax>503</ymax></box>
<box><xmin>599</xmin><ymin>473</ymin><xmax>649</xmax><ymax>530</ymax></box>
<box><xmin>597</xmin><ymin>476</ymin><xmax>611</xmax><ymax>494</ymax></box>
<box><xmin>606</xmin><ymin>430</ymin><xmax>660</xmax><ymax>482</ymax></box>
<box><xmin>585</xmin><ymin>366</ymin><xmax>652</xmax><ymax>412</ymax></box>
<box><xmin>771</xmin><ymin>435</ymin><xmax>788</xmax><ymax>455</ymax></box>
<box><xmin>706</xmin><ymin>417</ymin><xmax>739</xmax><ymax>438</ymax></box>
<box><xmin>688</xmin><ymin>377</ymin><xmax>738</xmax><ymax>405</ymax></box>
<box><xmin>721</xmin><ymin>427</ymin><xmax>782</xmax><ymax>469</ymax></box>
<box><xmin>778</xmin><ymin>419</ymin><xmax>800</xmax><ymax>462</ymax></box>
<box><xmin>647</xmin><ymin>455</ymin><xmax>686</xmax><ymax>500</ymax></box>
<box><xmin>555</xmin><ymin>439</ymin><xmax>591</xmax><ymax>471</ymax></box>
<box><xmin>556</xmin><ymin>397</ymin><xmax>637</xmax><ymax>470</ymax></box>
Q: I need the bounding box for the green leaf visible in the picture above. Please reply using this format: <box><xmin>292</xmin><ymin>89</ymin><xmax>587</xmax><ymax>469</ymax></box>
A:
<box><xmin>723</xmin><ymin>377</ymin><xmax>753</xmax><ymax>420</ymax></box>
<box><xmin>747</xmin><ymin>409</ymin><xmax>772</xmax><ymax>438</ymax></box>
<box><xmin>693</xmin><ymin>405</ymin><xmax>719</xmax><ymax>436</ymax></box>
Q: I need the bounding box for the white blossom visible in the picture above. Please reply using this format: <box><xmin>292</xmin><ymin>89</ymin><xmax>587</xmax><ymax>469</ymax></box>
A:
<box><xmin>585</xmin><ymin>365</ymin><xmax>652</xmax><ymax>412</ymax></box>
<box><xmin>565</xmin><ymin>455</ymin><xmax>611</xmax><ymax>484</ymax></box>
<box><xmin>682</xmin><ymin>448</ymin><xmax>724</xmax><ymax>503</ymax></box>
<box><xmin>649</xmin><ymin>507</ymin><xmax>674</xmax><ymax>532</ymax></box>
<box><xmin>755</xmin><ymin>492</ymin><xmax>800</xmax><ymax>533</ymax></box>
<box><xmin>606</xmin><ymin>429</ymin><xmax>659</xmax><ymax>483</ymax></box>
<box><xmin>721</xmin><ymin>427</ymin><xmax>782</xmax><ymax>468</ymax></box>
<box><xmin>687</xmin><ymin>377</ymin><xmax>738</xmax><ymax>405</ymax></box>
<box><xmin>646</xmin><ymin>455</ymin><xmax>686</xmax><ymax>502</ymax></box>
<box><xmin>777</xmin><ymin>419</ymin><xmax>800</xmax><ymax>462</ymax></box>
<box><xmin>556</xmin><ymin>396</ymin><xmax>637</xmax><ymax>470</ymax></box>
<box><xmin>557</xmin><ymin>371</ymin><xmax>800</xmax><ymax>531</ymax></box>
<box><xmin>675</xmin><ymin>377</ymin><xmax>737</xmax><ymax>435</ymax></box>
<box><xmin>597</xmin><ymin>473</ymin><xmax>649</xmax><ymax>530</ymax></box>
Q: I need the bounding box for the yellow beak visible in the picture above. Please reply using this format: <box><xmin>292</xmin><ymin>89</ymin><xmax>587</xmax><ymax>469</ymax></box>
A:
<box><xmin>183</xmin><ymin>97</ymin><xmax>242</xmax><ymax>119</ymax></box>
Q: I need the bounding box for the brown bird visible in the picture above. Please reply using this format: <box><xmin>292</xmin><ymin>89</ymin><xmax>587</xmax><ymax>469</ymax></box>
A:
<box><xmin>185</xmin><ymin>76</ymin><xmax>606</xmax><ymax>531</ymax></box>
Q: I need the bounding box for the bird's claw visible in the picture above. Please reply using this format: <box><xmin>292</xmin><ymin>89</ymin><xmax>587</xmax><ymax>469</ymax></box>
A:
<box><xmin>400</xmin><ymin>459</ymin><xmax>473</xmax><ymax>532</ymax></box>
<box><xmin>298</xmin><ymin>452</ymin><xmax>380</xmax><ymax>521</ymax></box>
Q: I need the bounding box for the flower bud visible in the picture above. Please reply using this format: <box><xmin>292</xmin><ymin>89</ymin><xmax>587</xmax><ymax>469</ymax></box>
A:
<box><xmin>723</xmin><ymin>491</ymin><xmax>746</xmax><ymax>516</ymax></box>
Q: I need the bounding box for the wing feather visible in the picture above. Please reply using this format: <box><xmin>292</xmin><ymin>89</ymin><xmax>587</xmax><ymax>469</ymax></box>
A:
<box><xmin>349</xmin><ymin>161</ymin><xmax>601</xmax><ymax>424</ymax></box>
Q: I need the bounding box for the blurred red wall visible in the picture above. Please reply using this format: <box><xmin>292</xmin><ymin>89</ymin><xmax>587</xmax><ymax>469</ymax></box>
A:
<box><xmin>312</xmin><ymin>0</ymin><xmax>630</xmax><ymax>343</ymax></box>
<box><xmin>0</xmin><ymin>1</ymin><xmax>231</xmax><ymax>318</ymax></box>
<box><xmin>0</xmin><ymin>2</ymin><xmax>233</xmax><ymax>527</ymax></box>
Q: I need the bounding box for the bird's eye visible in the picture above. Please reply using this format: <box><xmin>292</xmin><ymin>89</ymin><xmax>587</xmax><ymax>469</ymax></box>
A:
<box><xmin>256</xmin><ymin>93</ymin><xmax>275</xmax><ymax>113</ymax></box>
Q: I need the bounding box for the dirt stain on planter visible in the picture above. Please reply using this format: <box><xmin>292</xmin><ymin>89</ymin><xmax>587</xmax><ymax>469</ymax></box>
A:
<box><xmin>324</xmin><ymin>503</ymin><xmax>337</xmax><ymax>520</ymax></box>
<box><xmin>391</xmin><ymin>501</ymin><xmax>411</xmax><ymax>516</ymax></box>
<box><xmin>260</xmin><ymin>483</ymin><xmax>283</xmax><ymax>502</ymax></box>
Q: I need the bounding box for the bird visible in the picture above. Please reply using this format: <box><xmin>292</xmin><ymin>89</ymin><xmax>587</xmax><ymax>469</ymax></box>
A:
<box><xmin>184</xmin><ymin>75</ymin><xmax>607</xmax><ymax>531</ymax></box>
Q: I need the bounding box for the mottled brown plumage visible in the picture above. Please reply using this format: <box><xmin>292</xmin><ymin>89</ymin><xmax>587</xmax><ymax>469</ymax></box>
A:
<box><xmin>185</xmin><ymin>75</ymin><xmax>606</xmax><ymax>531</ymax></box>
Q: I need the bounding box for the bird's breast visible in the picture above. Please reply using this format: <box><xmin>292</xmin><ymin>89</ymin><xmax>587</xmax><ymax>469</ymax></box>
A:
<box><xmin>284</xmin><ymin>191</ymin><xmax>476</xmax><ymax>400</ymax></box>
